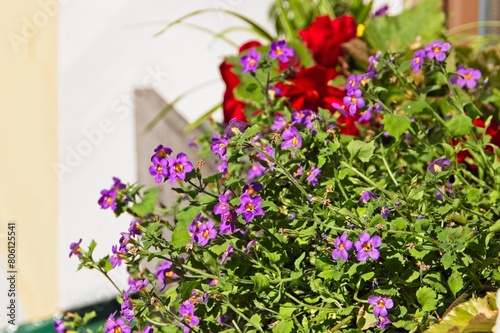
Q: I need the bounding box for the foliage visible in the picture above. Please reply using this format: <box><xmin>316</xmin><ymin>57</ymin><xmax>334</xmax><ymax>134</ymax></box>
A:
<box><xmin>62</xmin><ymin>1</ymin><xmax>500</xmax><ymax>333</ymax></box>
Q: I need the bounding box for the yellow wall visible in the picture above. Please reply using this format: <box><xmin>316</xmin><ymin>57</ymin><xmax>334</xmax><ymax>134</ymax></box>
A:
<box><xmin>0</xmin><ymin>0</ymin><xmax>58</xmax><ymax>321</ymax></box>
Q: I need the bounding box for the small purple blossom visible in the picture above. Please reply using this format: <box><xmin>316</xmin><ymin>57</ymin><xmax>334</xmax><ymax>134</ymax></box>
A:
<box><xmin>365</xmin><ymin>53</ymin><xmax>381</xmax><ymax>78</ymax></box>
<box><xmin>305</xmin><ymin>165</ymin><xmax>321</xmax><ymax>186</ymax></box>
<box><xmin>359</xmin><ymin>190</ymin><xmax>380</xmax><ymax>205</ymax></box>
<box><xmin>256</xmin><ymin>145</ymin><xmax>275</xmax><ymax>169</ymax></box>
<box><xmin>118</xmin><ymin>232</ymin><xmax>130</xmax><ymax>252</ymax></box>
<box><xmin>141</xmin><ymin>327</ymin><xmax>153</xmax><ymax>333</ymax></box>
<box><xmin>150</xmin><ymin>144</ymin><xmax>172</xmax><ymax>161</ymax></box>
<box><xmin>346</xmin><ymin>74</ymin><xmax>363</xmax><ymax>92</ymax></box>
<box><xmin>381</xmin><ymin>206</ymin><xmax>390</xmax><ymax>219</ymax></box>
<box><xmin>224</xmin><ymin>118</ymin><xmax>247</xmax><ymax>137</ymax></box>
<box><xmin>332</xmin><ymin>233</ymin><xmax>353</xmax><ymax>261</ymax></box>
<box><xmin>189</xmin><ymin>214</ymin><xmax>205</xmax><ymax>243</ymax></box>
<box><xmin>112</xmin><ymin>177</ymin><xmax>126</xmax><ymax>190</ymax></box>
<box><xmin>167</xmin><ymin>153</ymin><xmax>193</xmax><ymax>183</ymax></box>
<box><xmin>69</xmin><ymin>238</ymin><xmax>83</xmax><ymax>258</ymax></box>
<box><xmin>197</xmin><ymin>220</ymin><xmax>217</xmax><ymax>247</ymax></box>
<box><xmin>121</xmin><ymin>292</ymin><xmax>135</xmax><ymax>322</ymax></box>
<box><xmin>220</xmin><ymin>244</ymin><xmax>234</xmax><ymax>265</ymax></box>
<box><xmin>248</xmin><ymin>162</ymin><xmax>266</xmax><ymax>180</ymax></box>
<box><xmin>149</xmin><ymin>156</ymin><xmax>169</xmax><ymax>183</ymax></box>
<box><xmin>293</xmin><ymin>163</ymin><xmax>303</xmax><ymax>178</ymax></box>
<box><xmin>236</xmin><ymin>194</ymin><xmax>265</xmax><ymax>222</ymax></box>
<box><xmin>104</xmin><ymin>313</ymin><xmax>131</xmax><ymax>333</ymax></box>
<box><xmin>128</xmin><ymin>277</ymin><xmax>148</xmax><ymax>292</ymax></box>
<box><xmin>241</xmin><ymin>48</ymin><xmax>261</xmax><ymax>73</ymax></box>
<box><xmin>271</xmin><ymin>115</ymin><xmax>288</xmax><ymax>132</ymax></box>
<box><xmin>428</xmin><ymin>157</ymin><xmax>451</xmax><ymax>174</ymax></box>
<box><xmin>178</xmin><ymin>300</ymin><xmax>200</xmax><ymax>333</ymax></box>
<box><xmin>128</xmin><ymin>219</ymin><xmax>142</xmax><ymax>236</ymax></box>
<box><xmin>156</xmin><ymin>261</ymin><xmax>178</xmax><ymax>289</ymax></box>
<box><xmin>368</xmin><ymin>295</ymin><xmax>394</xmax><ymax>317</ymax></box>
<box><xmin>292</xmin><ymin>109</ymin><xmax>315</xmax><ymax>129</ymax></box>
<box><xmin>219</xmin><ymin>212</ymin><xmax>238</xmax><ymax>234</ymax></box>
<box><xmin>451</xmin><ymin>65</ymin><xmax>482</xmax><ymax>89</ymax></box>
<box><xmin>245</xmin><ymin>240</ymin><xmax>258</xmax><ymax>253</ymax></box>
<box><xmin>98</xmin><ymin>188</ymin><xmax>117</xmax><ymax>210</ymax></box>
<box><xmin>210</xmin><ymin>134</ymin><xmax>230</xmax><ymax>160</ymax></box>
<box><xmin>354</xmin><ymin>232</ymin><xmax>382</xmax><ymax>261</ymax></box>
<box><xmin>54</xmin><ymin>320</ymin><xmax>65</xmax><ymax>333</ymax></box>
<box><xmin>411</xmin><ymin>49</ymin><xmax>426</xmax><ymax>73</ymax></box>
<box><xmin>217</xmin><ymin>160</ymin><xmax>228</xmax><ymax>174</ymax></box>
<box><xmin>269</xmin><ymin>40</ymin><xmax>295</xmax><ymax>62</ymax></box>
<box><xmin>425</xmin><ymin>40</ymin><xmax>451</xmax><ymax>62</ymax></box>
<box><xmin>281</xmin><ymin>126</ymin><xmax>302</xmax><ymax>150</ymax></box>
<box><xmin>343</xmin><ymin>89</ymin><xmax>365</xmax><ymax>116</ymax></box>
<box><xmin>214</xmin><ymin>192</ymin><xmax>231</xmax><ymax>216</ymax></box>
<box><xmin>377</xmin><ymin>315</ymin><xmax>392</xmax><ymax>329</ymax></box>
<box><xmin>110</xmin><ymin>245</ymin><xmax>123</xmax><ymax>268</ymax></box>
<box><xmin>242</xmin><ymin>182</ymin><xmax>263</xmax><ymax>197</ymax></box>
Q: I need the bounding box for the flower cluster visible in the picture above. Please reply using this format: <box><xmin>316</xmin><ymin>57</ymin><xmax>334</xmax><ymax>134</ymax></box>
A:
<box><xmin>148</xmin><ymin>145</ymin><xmax>193</xmax><ymax>183</ymax></box>
<box><xmin>332</xmin><ymin>232</ymin><xmax>382</xmax><ymax>262</ymax></box>
<box><xmin>98</xmin><ymin>177</ymin><xmax>126</xmax><ymax>210</ymax></box>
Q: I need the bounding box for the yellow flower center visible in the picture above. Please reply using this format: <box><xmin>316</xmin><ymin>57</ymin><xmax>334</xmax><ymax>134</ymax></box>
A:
<box><xmin>433</xmin><ymin>164</ymin><xmax>442</xmax><ymax>173</ymax></box>
<box><xmin>464</xmin><ymin>73</ymin><xmax>472</xmax><ymax>80</ymax></box>
<box><xmin>292</xmin><ymin>136</ymin><xmax>299</xmax><ymax>146</ymax></box>
<box><xmin>275</xmin><ymin>47</ymin><xmax>283</xmax><ymax>55</ymax></box>
<box><xmin>185</xmin><ymin>314</ymin><xmax>192</xmax><ymax>323</ymax></box>
<box><xmin>106</xmin><ymin>197</ymin><xmax>113</xmax><ymax>205</ymax></box>
<box><xmin>339</xmin><ymin>243</ymin><xmax>344</xmax><ymax>250</ymax></box>
<box><xmin>249</xmin><ymin>59</ymin><xmax>256</xmax><ymax>67</ymax></box>
<box><xmin>114</xmin><ymin>327</ymin><xmax>122</xmax><ymax>333</ymax></box>
<box><xmin>415</xmin><ymin>58</ymin><xmax>420</xmax><ymax>64</ymax></box>
<box><xmin>245</xmin><ymin>203</ymin><xmax>255</xmax><ymax>212</ymax></box>
<box><xmin>378</xmin><ymin>300</ymin><xmax>385</xmax><ymax>308</ymax></box>
<box><xmin>362</xmin><ymin>242</ymin><xmax>372</xmax><ymax>252</ymax></box>
<box><xmin>203</xmin><ymin>229</ymin><xmax>210</xmax><ymax>238</ymax></box>
<box><xmin>174</xmin><ymin>163</ymin><xmax>184</xmax><ymax>172</ymax></box>
<box><xmin>351</xmin><ymin>97</ymin><xmax>357</xmax><ymax>104</ymax></box>
<box><xmin>219</xmin><ymin>143</ymin><xmax>226</xmax><ymax>150</ymax></box>
<box><xmin>433</xmin><ymin>46</ymin><xmax>441</xmax><ymax>53</ymax></box>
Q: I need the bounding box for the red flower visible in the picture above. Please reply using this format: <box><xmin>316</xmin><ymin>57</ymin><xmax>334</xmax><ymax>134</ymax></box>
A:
<box><xmin>299</xmin><ymin>15</ymin><xmax>357</xmax><ymax>68</ymax></box>
<box><xmin>277</xmin><ymin>65</ymin><xmax>344</xmax><ymax>112</ymax></box>
<box><xmin>220</xmin><ymin>41</ymin><xmax>262</xmax><ymax>123</ymax></box>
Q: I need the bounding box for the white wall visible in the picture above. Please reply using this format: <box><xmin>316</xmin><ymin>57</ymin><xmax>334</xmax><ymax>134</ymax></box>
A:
<box><xmin>58</xmin><ymin>0</ymin><xmax>274</xmax><ymax>310</ymax></box>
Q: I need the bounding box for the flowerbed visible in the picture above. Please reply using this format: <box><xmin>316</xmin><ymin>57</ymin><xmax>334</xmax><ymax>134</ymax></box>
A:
<box><xmin>60</xmin><ymin>1</ymin><xmax>500</xmax><ymax>332</ymax></box>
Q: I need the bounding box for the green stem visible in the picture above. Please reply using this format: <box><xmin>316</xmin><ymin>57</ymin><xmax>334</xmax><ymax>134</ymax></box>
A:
<box><xmin>276</xmin><ymin>0</ymin><xmax>296</xmax><ymax>39</ymax></box>
<box><xmin>380</xmin><ymin>146</ymin><xmax>399</xmax><ymax>186</ymax></box>
<box><xmin>331</xmin><ymin>315</ymin><xmax>354</xmax><ymax>331</ymax></box>
<box><xmin>226</xmin><ymin>300</ymin><xmax>264</xmax><ymax>332</ymax></box>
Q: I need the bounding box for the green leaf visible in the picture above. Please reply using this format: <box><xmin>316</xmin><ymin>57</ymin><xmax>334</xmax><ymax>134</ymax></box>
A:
<box><xmin>131</xmin><ymin>187</ymin><xmax>161</xmax><ymax>217</ymax></box>
<box><xmin>272</xmin><ymin>320</ymin><xmax>294</xmax><ymax>333</ymax></box>
<box><xmin>447</xmin><ymin>115</ymin><xmax>473</xmax><ymax>137</ymax></box>
<box><xmin>248</xmin><ymin>314</ymin><xmax>262</xmax><ymax>329</ymax></box>
<box><xmin>383</xmin><ymin>114</ymin><xmax>412</xmax><ymax>138</ymax></box>
<box><xmin>401</xmin><ymin>98</ymin><xmax>427</xmax><ymax>115</ymax></box>
<box><xmin>251</xmin><ymin>273</ymin><xmax>270</xmax><ymax>292</ymax></box>
<box><xmin>448</xmin><ymin>271</ymin><xmax>464</xmax><ymax>297</ymax></box>
<box><xmin>279</xmin><ymin>306</ymin><xmax>296</xmax><ymax>320</ymax></box>
<box><xmin>318</xmin><ymin>270</ymin><xmax>335</xmax><ymax>279</ymax></box>
<box><xmin>347</xmin><ymin>140</ymin><xmax>375</xmax><ymax>163</ymax></box>
<box><xmin>416</xmin><ymin>286</ymin><xmax>438</xmax><ymax>312</ymax></box>
<box><xmin>171</xmin><ymin>219</ymin><xmax>191</xmax><ymax>249</ymax></box>
<box><xmin>441</xmin><ymin>252</ymin><xmax>456</xmax><ymax>270</ymax></box>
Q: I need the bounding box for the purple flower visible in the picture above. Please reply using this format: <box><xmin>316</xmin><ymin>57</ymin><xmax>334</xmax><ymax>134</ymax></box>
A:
<box><xmin>121</xmin><ymin>292</ymin><xmax>135</xmax><ymax>322</ymax></box>
<box><xmin>128</xmin><ymin>219</ymin><xmax>142</xmax><ymax>236</ymax></box>
<box><xmin>210</xmin><ymin>134</ymin><xmax>230</xmax><ymax>160</ymax></box>
<box><xmin>306</xmin><ymin>165</ymin><xmax>321</xmax><ymax>186</ymax></box>
<box><xmin>128</xmin><ymin>277</ymin><xmax>148</xmax><ymax>292</ymax></box>
<box><xmin>248</xmin><ymin>162</ymin><xmax>266</xmax><ymax>180</ymax></box>
<box><xmin>69</xmin><ymin>238</ymin><xmax>83</xmax><ymax>258</ymax></box>
<box><xmin>425</xmin><ymin>40</ymin><xmax>451</xmax><ymax>62</ymax></box>
<box><xmin>293</xmin><ymin>163</ymin><xmax>303</xmax><ymax>178</ymax></box>
<box><xmin>372</xmin><ymin>4</ymin><xmax>389</xmax><ymax>16</ymax></box>
<box><xmin>110</xmin><ymin>245</ymin><xmax>123</xmax><ymax>268</ymax></box>
<box><xmin>331</xmin><ymin>233</ymin><xmax>353</xmax><ymax>261</ymax></box>
<box><xmin>428</xmin><ymin>157</ymin><xmax>451</xmax><ymax>174</ymax></box>
<box><xmin>368</xmin><ymin>295</ymin><xmax>394</xmax><ymax>317</ymax></box>
<box><xmin>178</xmin><ymin>300</ymin><xmax>200</xmax><ymax>333</ymax></box>
<box><xmin>214</xmin><ymin>192</ymin><xmax>231</xmax><ymax>216</ymax></box>
<box><xmin>241</xmin><ymin>48</ymin><xmax>261</xmax><ymax>73</ymax></box>
<box><xmin>242</xmin><ymin>182</ymin><xmax>263</xmax><ymax>197</ymax></box>
<box><xmin>245</xmin><ymin>240</ymin><xmax>258</xmax><ymax>253</ymax></box>
<box><xmin>365</xmin><ymin>53</ymin><xmax>381</xmax><ymax>79</ymax></box>
<box><xmin>451</xmin><ymin>65</ymin><xmax>482</xmax><ymax>89</ymax></box>
<box><xmin>381</xmin><ymin>206</ymin><xmax>390</xmax><ymax>219</ymax></box>
<box><xmin>359</xmin><ymin>190</ymin><xmax>379</xmax><ymax>205</ymax></box>
<box><xmin>343</xmin><ymin>89</ymin><xmax>365</xmax><ymax>116</ymax></box>
<box><xmin>197</xmin><ymin>220</ymin><xmax>217</xmax><ymax>246</ymax></box>
<box><xmin>346</xmin><ymin>74</ymin><xmax>363</xmax><ymax>92</ymax></box>
<box><xmin>188</xmin><ymin>137</ymin><xmax>199</xmax><ymax>149</ymax></box>
<box><xmin>354</xmin><ymin>232</ymin><xmax>382</xmax><ymax>261</ymax></box>
<box><xmin>236</xmin><ymin>194</ymin><xmax>264</xmax><ymax>223</ymax></box>
<box><xmin>54</xmin><ymin>320</ymin><xmax>65</xmax><ymax>333</ymax></box>
<box><xmin>156</xmin><ymin>261</ymin><xmax>178</xmax><ymax>289</ymax></box>
<box><xmin>292</xmin><ymin>110</ymin><xmax>315</xmax><ymax>129</ymax></box>
<box><xmin>225</xmin><ymin>118</ymin><xmax>247</xmax><ymax>137</ymax></box>
<box><xmin>189</xmin><ymin>214</ymin><xmax>205</xmax><ymax>243</ymax></box>
<box><xmin>104</xmin><ymin>313</ymin><xmax>131</xmax><ymax>333</ymax></box>
<box><xmin>149</xmin><ymin>156</ymin><xmax>169</xmax><ymax>183</ymax></box>
<box><xmin>220</xmin><ymin>244</ymin><xmax>234</xmax><ymax>265</ymax></box>
<box><xmin>377</xmin><ymin>315</ymin><xmax>392</xmax><ymax>329</ymax></box>
<box><xmin>436</xmin><ymin>181</ymin><xmax>454</xmax><ymax>201</ymax></box>
<box><xmin>150</xmin><ymin>144</ymin><xmax>172</xmax><ymax>161</ymax></box>
<box><xmin>112</xmin><ymin>177</ymin><xmax>126</xmax><ymax>190</ymax></box>
<box><xmin>217</xmin><ymin>160</ymin><xmax>228</xmax><ymax>174</ymax></box>
<box><xmin>98</xmin><ymin>188</ymin><xmax>117</xmax><ymax>210</ymax></box>
<box><xmin>281</xmin><ymin>126</ymin><xmax>302</xmax><ymax>150</ymax></box>
<box><xmin>219</xmin><ymin>211</ymin><xmax>238</xmax><ymax>234</ymax></box>
<box><xmin>190</xmin><ymin>289</ymin><xmax>209</xmax><ymax>304</ymax></box>
<box><xmin>269</xmin><ymin>40</ymin><xmax>295</xmax><ymax>62</ymax></box>
<box><xmin>141</xmin><ymin>327</ymin><xmax>153</xmax><ymax>333</ymax></box>
<box><xmin>271</xmin><ymin>115</ymin><xmax>288</xmax><ymax>131</ymax></box>
<box><xmin>167</xmin><ymin>153</ymin><xmax>193</xmax><ymax>183</ymax></box>
<box><xmin>411</xmin><ymin>49</ymin><xmax>426</xmax><ymax>73</ymax></box>
<box><xmin>118</xmin><ymin>232</ymin><xmax>130</xmax><ymax>252</ymax></box>
<box><xmin>256</xmin><ymin>145</ymin><xmax>275</xmax><ymax>169</ymax></box>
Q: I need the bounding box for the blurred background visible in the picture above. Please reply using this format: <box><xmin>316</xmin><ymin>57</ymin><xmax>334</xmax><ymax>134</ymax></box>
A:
<box><xmin>0</xmin><ymin>0</ymin><xmax>498</xmax><ymax>330</ymax></box>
